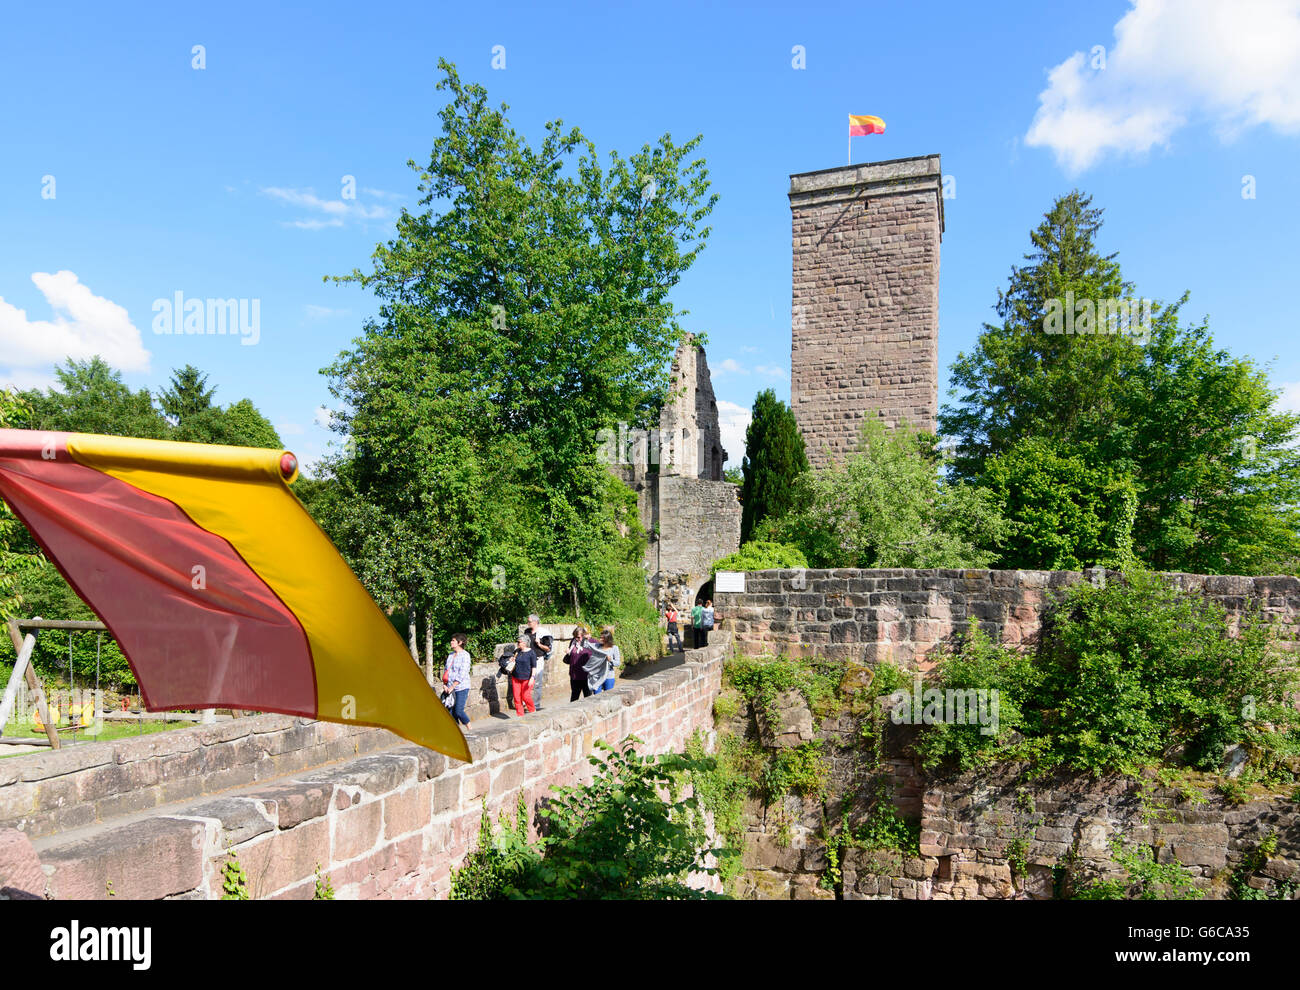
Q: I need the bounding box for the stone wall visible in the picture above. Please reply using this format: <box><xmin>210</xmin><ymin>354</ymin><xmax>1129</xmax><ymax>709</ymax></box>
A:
<box><xmin>716</xmin><ymin>568</ymin><xmax>1300</xmax><ymax>664</ymax></box>
<box><xmin>789</xmin><ymin>155</ymin><xmax>943</xmax><ymax>469</ymax></box>
<box><xmin>847</xmin><ymin>762</ymin><xmax>1300</xmax><ymax>900</ymax></box>
<box><xmin>650</xmin><ymin>475</ymin><xmax>741</xmax><ymax>611</ymax></box>
<box><xmin>0</xmin><ymin>639</ymin><xmax>730</xmax><ymax>900</ymax></box>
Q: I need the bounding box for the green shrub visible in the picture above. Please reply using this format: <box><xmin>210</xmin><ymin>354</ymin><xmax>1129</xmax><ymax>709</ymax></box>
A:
<box><xmin>711</xmin><ymin>541</ymin><xmax>808</xmax><ymax>574</ymax></box>
<box><xmin>1073</xmin><ymin>841</ymin><xmax>1202</xmax><ymax>900</ymax></box>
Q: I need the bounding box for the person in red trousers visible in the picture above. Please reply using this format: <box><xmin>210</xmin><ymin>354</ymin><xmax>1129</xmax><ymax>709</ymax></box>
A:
<box><xmin>508</xmin><ymin>635</ymin><xmax>538</xmax><ymax>716</ymax></box>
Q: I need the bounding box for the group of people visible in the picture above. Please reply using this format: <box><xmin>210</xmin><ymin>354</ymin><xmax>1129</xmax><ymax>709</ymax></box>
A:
<box><xmin>663</xmin><ymin>599</ymin><xmax>715</xmax><ymax>652</ymax></box>
<box><xmin>439</xmin><ymin>614</ymin><xmax>622</xmax><ymax>725</ymax></box>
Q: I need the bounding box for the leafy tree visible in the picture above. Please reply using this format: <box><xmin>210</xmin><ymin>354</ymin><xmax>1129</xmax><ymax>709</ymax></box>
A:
<box><xmin>941</xmin><ymin>192</ymin><xmax>1300</xmax><ymax>574</ymax></box>
<box><xmin>981</xmin><ymin>437</ymin><xmax>1138</xmax><ymax>570</ymax></box>
<box><xmin>158</xmin><ymin>364</ymin><xmax>216</xmax><ymax>423</ymax></box>
<box><xmin>1</xmin><ymin>388</ymin><xmax>42</xmax><ymax>620</ymax></box>
<box><xmin>21</xmin><ymin>358</ymin><xmax>168</xmax><ymax>439</ymax></box>
<box><xmin>759</xmin><ymin>419</ymin><xmax>1007</xmax><ymax>568</ymax></box>
<box><xmin>172</xmin><ymin>398</ymin><xmax>281</xmax><ymax>448</ymax></box>
<box><xmin>322</xmin><ymin>58</ymin><xmax>718</xmax><ymax>647</ymax></box>
<box><xmin>739</xmin><ymin>389</ymin><xmax>808</xmax><ymax>542</ymax></box>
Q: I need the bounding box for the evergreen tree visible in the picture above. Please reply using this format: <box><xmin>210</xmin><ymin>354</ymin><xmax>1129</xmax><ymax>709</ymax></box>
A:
<box><xmin>940</xmin><ymin>192</ymin><xmax>1300</xmax><ymax>574</ymax></box>
<box><xmin>739</xmin><ymin>389</ymin><xmax>808</xmax><ymax>542</ymax></box>
<box><xmin>159</xmin><ymin>364</ymin><xmax>216</xmax><ymax>424</ymax></box>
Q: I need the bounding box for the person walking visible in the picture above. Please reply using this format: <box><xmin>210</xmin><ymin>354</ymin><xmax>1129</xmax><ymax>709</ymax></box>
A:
<box><xmin>691</xmin><ymin>599</ymin><xmax>705</xmax><ymax>649</ymax></box>
<box><xmin>665</xmin><ymin>605</ymin><xmax>682</xmax><ymax>653</ymax></box>
<box><xmin>444</xmin><ymin>633</ymin><xmax>472</xmax><ymax>729</ymax></box>
<box><xmin>564</xmin><ymin>626</ymin><xmax>593</xmax><ymax>702</ymax></box>
<box><xmin>599</xmin><ymin>629</ymin><xmax>620</xmax><ymax>692</ymax></box>
<box><xmin>507</xmin><ymin>635</ymin><xmax>538</xmax><ymax>716</ymax></box>
<box><xmin>700</xmin><ymin>600</ymin><xmax>715</xmax><ymax>647</ymax></box>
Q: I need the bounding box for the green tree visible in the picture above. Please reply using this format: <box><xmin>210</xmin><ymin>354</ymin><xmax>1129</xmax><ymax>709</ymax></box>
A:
<box><xmin>1</xmin><ymin>388</ymin><xmax>42</xmax><ymax>620</ymax></box>
<box><xmin>172</xmin><ymin>398</ymin><xmax>282</xmax><ymax>448</ymax></box>
<box><xmin>158</xmin><ymin>365</ymin><xmax>216</xmax><ymax>424</ymax></box>
<box><xmin>22</xmin><ymin>358</ymin><xmax>168</xmax><ymax>439</ymax></box>
<box><xmin>739</xmin><ymin>389</ymin><xmax>808</xmax><ymax>542</ymax></box>
<box><xmin>759</xmin><ymin>419</ymin><xmax>1007</xmax><ymax>569</ymax></box>
<box><xmin>323</xmin><ymin>59</ymin><xmax>718</xmax><ymax>645</ymax></box>
<box><xmin>941</xmin><ymin>191</ymin><xmax>1300</xmax><ymax>574</ymax></box>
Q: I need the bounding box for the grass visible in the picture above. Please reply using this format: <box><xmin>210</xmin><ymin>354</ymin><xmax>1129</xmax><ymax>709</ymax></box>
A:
<box><xmin>1</xmin><ymin>715</ymin><xmax>190</xmax><ymax>757</ymax></box>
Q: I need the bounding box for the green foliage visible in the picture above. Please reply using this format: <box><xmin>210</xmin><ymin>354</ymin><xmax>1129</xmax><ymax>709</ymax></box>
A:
<box><xmin>1</xmin><ymin>389</ymin><xmax>41</xmax><ymax>620</ymax></box>
<box><xmin>319</xmin><ymin>58</ymin><xmax>717</xmax><ymax>650</ymax></box>
<box><xmin>220</xmin><ymin>853</ymin><xmax>250</xmax><ymax>900</ymax></box>
<box><xmin>1073</xmin><ymin>841</ymin><xmax>1202</xmax><ymax>900</ymax></box>
<box><xmin>1229</xmin><ymin>832</ymin><xmax>1296</xmax><ymax>900</ymax></box>
<box><xmin>727</xmin><ymin>655</ymin><xmax>838</xmax><ymax>723</ymax></box>
<box><xmin>942</xmin><ymin>190</ymin><xmax>1300</xmax><ymax>575</ymax></box>
<box><xmin>171</xmin><ymin>398</ymin><xmax>282</xmax><ymax>448</ymax></box>
<box><xmin>158</xmin><ymin>365</ymin><xmax>216</xmax><ymax>422</ymax></box>
<box><xmin>856</xmin><ymin>788</ymin><xmax>921</xmax><ymax>856</ymax></box>
<box><xmin>909</xmin><ymin>620</ymin><xmax>1038</xmax><ymax>773</ymax></box>
<box><xmin>1216</xmin><ymin>779</ymin><xmax>1251</xmax><ymax>806</ymax></box>
<box><xmin>981</xmin><ymin>437</ymin><xmax>1139</xmax><ymax>570</ymax></box>
<box><xmin>758</xmin><ymin>418</ymin><xmax>1007</xmax><ymax>568</ymax></box>
<box><xmin>711</xmin><ymin>540</ymin><xmax>807</xmax><ymax>574</ymax></box>
<box><xmin>312</xmin><ymin>864</ymin><xmax>336</xmax><ymax>900</ymax></box>
<box><xmin>683</xmin><ymin>731</ymin><xmax>748</xmax><ymax>888</ymax></box>
<box><xmin>21</xmin><ymin>358</ymin><xmax>169</xmax><ymax>440</ymax></box>
<box><xmin>760</xmin><ymin>742</ymin><xmax>828</xmax><ymax>802</ymax></box>
<box><xmin>449</xmin><ymin>797</ymin><xmax>539</xmax><ymax>900</ymax></box>
<box><xmin>907</xmin><ymin>568</ymin><xmax>1299</xmax><ymax>776</ymax></box>
<box><xmin>739</xmin><ymin>389</ymin><xmax>808</xmax><ymax>542</ymax></box>
<box><xmin>452</xmin><ymin>738</ymin><xmax>723</xmax><ymax>899</ymax></box>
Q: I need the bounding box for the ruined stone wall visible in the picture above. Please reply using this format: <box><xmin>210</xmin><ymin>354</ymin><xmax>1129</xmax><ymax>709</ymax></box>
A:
<box><xmin>716</xmin><ymin>568</ymin><xmax>1300</xmax><ymax>665</ymax></box>
<box><xmin>0</xmin><ymin>640</ymin><xmax>730</xmax><ymax>900</ymax></box>
<box><xmin>650</xmin><ymin>475</ymin><xmax>741</xmax><ymax>610</ymax></box>
<box><xmin>789</xmin><ymin>155</ymin><xmax>942</xmax><ymax>469</ymax></box>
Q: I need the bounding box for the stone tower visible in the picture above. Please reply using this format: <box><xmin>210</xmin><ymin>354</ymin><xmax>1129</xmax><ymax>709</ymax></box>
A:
<box><xmin>788</xmin><ymin>154</ymin><xmax>943</xmax><ymax>469</ymax></box>
<box><xmin>660</xmin><ymin>335</ymin><xmax>726</xmax><ymax>481</ymax></box>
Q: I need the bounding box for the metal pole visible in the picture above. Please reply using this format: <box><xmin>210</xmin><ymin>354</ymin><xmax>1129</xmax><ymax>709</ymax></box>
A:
<box><xmin>7</xmin><ymin>618</ymin><xmax>58</xmax><ymax>749</ymax></box>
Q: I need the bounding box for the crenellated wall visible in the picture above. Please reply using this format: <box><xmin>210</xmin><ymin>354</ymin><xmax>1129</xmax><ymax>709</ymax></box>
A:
<box><xmin>0</xmin><ymin>638</ymin><xmax>730</xmax><ymax>900</ymax></box>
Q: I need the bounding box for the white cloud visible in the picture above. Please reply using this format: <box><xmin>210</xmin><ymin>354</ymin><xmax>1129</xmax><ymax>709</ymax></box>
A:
<box><xmin>305</xmin><ymin>304</ymin><xmax>350</xmax><ymax>319</ymax></box>
<box><xmin>1277</xmin><ymin>380</ymin><xmax>1300</xmax><ymax>416</ymax></box>
<box><xmin>755</xmin><ymin>364</ymin><xmax>790</xmax><ymax>380</ymax></box>
<box><xmin>314</xmin><ymin>405</ymin><xmax>333</xmax><ymax>429</ymax></box>
<box><xmin>714</xmin><ymin>358</ymin><xmax>748</xmax><ymax>376</ymax></box>
<box><xmin>1025</xmin><ymin>0</ymin><xmax>1300</xmax><ymax>173</ymax></box>
<box><xmin>261</xmin><ymin>186</ymin><xmax>392</xmax><ymax>229</ymax></box>
<box><xmin>277</xmin><ymin>421</ymin><xmax>306</xmax><ymax>436</ymax></box>
<box><xmin>716</xmin><ymin>399</ymin><xmax>751</xmax><ymax>468</ymax></box>
<box><xmin>0</xmin><ymin>271</ymin><xmax>150</xmax><ymax>379</ymax></box>
<box><xmin>0</xmin><ymin>368</ymin><xmax>57</xmax><ymax>392</ymax></box>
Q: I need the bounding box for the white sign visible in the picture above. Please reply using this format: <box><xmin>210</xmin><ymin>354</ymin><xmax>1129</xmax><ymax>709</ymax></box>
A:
<box><xmin>714</xmin><ymin>571</ymin><xmax>746</xmax><ymax>594</ymax></box>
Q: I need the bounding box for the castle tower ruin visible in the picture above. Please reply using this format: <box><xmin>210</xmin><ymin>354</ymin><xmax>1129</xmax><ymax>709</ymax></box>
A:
<box><xmin>788</xmin><ymin>154</ymin><xmax>943</xmax><ymax>468</ymax></box>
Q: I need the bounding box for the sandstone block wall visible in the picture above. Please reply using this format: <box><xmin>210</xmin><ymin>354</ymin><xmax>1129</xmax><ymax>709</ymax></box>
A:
<box><xmin>716</xmin><ymin>568</ymin><xmax>1300</xmax><ymax>664</ymax></box>
<box><xmin>0</xmin><ymin>639</ymin><xmax>729</xmax><ymax>900</ymax></box>
<box><xmin>789</xmin><ymin>155</ymin><xmax>943</xmax><ymax>468</ymax></box>
<box><xmin>651</xmin><ymin>475</ymin><xmax>741</xmax><ymax>610</ymax></box>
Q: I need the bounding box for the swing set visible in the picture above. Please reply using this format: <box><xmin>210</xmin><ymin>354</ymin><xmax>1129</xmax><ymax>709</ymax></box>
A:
<box><xmin>0</xmin><ymin>617</ymin><xmax>110</xmax><ymax>750</ymax></box>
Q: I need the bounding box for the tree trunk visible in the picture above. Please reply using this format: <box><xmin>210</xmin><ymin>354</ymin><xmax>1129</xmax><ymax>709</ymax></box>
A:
<box><xmin>572</xmin><ymin>583</ymin><xmax>581</xmax><ymax>620</ymax></box>
<box><xmin>407</xmin><ymin>607</ymin><xmax>418</xmax><ymax>663</ymax></box>
<box><xmin>424</xmin><ymin>613</ymin><xmax>434</xmax><ymax>685</ymax></box>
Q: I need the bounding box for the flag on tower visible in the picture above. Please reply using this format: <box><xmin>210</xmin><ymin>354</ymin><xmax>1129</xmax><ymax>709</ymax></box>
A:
<box><xmin>849</xmin><ymin>114</ymin><xmax>886</xmax><ymax>136</ymax></box>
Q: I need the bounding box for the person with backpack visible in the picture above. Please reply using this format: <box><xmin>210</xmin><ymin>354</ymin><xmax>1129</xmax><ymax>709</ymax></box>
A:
<box><xmin>582</xmin><ymin>631</ymin><xmax>611</xmax><ymax>695</ymax></box>
<box><xmin>701</xmin><ymin>600</ymin><xmax>716</xmax><ymax>647</ymax></box>
<box><xmin>524</xmin><ymin>614</ymin><xmax>552</xmax><ymax>709</ymax></box>
<box><xmin>665</xmin><ymin>605</ymin><xmax>682</xmax><ymax>653</ymax></box>
<box><xmin>444</xmin><ymin>633</ymin><xmax>472</xmax><ymax>728</ymax></box>
<box><xmin>691</xmin><ymin>600</ymin><xmax>705</xmax><ymax>648</ymax></box>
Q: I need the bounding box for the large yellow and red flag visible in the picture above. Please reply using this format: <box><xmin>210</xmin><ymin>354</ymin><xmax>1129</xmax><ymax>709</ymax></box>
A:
<box><xmin>0</xmin><ymin>429</ymin><xmax>470</xmax><ymax>762</ymax></box>
<box><xmin>849</xmin><ymin>114</ymin><xmax>886</xmax><ymax>136</ymax></box>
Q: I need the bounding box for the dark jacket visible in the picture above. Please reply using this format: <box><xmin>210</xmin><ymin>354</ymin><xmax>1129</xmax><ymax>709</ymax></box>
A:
<box><xmin>564</xmin><ymin>641</ymin><xmax>592</xmax><ymax>681</ymax></box>
<box><xmin>511</xmin><ymin>649</ymin><xmax>538</xmax><ymax>681</ymax></box>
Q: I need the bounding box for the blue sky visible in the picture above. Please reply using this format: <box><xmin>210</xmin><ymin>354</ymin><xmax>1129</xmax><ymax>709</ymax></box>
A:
<box><xmin>3</xmin><ymin>0</ymin><xmax>1298</xmax><ymax>470</ymax></box>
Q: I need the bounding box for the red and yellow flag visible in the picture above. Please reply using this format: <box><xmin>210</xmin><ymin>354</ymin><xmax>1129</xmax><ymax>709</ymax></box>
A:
<box><xmin>0</xmin><ymin>429</ymin><xmax>470</xmax><ymax>762</ymax></box>
<box><xmin>849</xmin><ymin>114</ymin><xmax>886</xmax><ymax>136</ymax></box>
